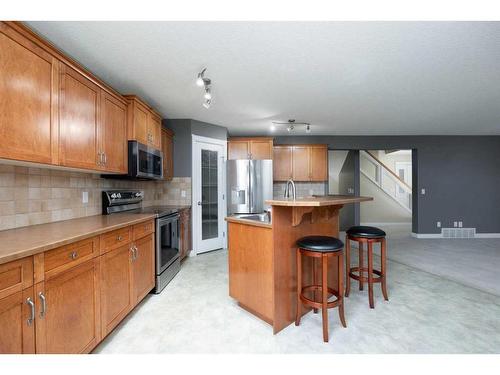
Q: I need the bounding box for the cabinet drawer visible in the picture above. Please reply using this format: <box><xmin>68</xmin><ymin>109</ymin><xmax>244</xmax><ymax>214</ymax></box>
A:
<box><xmin>44</xmin><ymin>237</ymin><xmax>99</xmax><ymax>277</ymax></box>
<box><xmin>0</xmin><ymin>257</ymin><xmax>33</xmax><ymax>300</ymax></box>
<box><xmin>133</xmin><ymin>220</ymin><xmax>155</xmax><ymax>240</ymax></box>
<box><xmin>100</xmin><ymin>227</ymin><xmax>132</xmax><ymax>254</ymax></box>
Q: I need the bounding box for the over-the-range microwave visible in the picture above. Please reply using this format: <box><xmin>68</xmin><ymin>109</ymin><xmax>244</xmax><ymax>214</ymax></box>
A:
<box><xmin>102</xmin><ymin>140</ymin><xmax>163</xmax><ymax>180</ymax></box>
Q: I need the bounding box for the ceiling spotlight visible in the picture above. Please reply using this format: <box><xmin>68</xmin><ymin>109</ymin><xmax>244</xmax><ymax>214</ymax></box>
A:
<box><xmin>196</xmin><ymin>68</ymin><xmax>206</xmax><ymax>87</ymax></box>
<box><xmin>270</xmin><ymin>124</ymin><xmax>276</xmax><ymax>132</ymax></box>
<box><xmin>204</xmin><ymin>87</ymin><xmax>212</xmax><ymax>100</ymax></box>
<box><xmin>305</xmin><ymin>124</ymin><xmax>311</xmax><ymax>133</ymax></box>
<box><xmin>272</xmin><ymin>119</ymin><xmax>311</xmax><ymax>133</ymax></box>
<box><xmin>203</xmin><ymin>99</ymin><xmax>211</xmax><ymax>109</ymax></box>
<box><xmin>286</xmin><ymin>124</ymin><xmax>294</xmax><ymax>132</ymax></box>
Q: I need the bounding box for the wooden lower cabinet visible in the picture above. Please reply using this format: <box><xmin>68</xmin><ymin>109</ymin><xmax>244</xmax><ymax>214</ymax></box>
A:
<box><xmin>100</xmin><ymin>244</ymin><xmax>133</xmax><ymax>337</ymax></box>
<box><xmin>0</xmin><ymin>288</ymin><xmax>36</xmax><ymax>354</ymax></box>
<box><xmin>0</xmin><ymin>222</ymin><xmax>156</xmax><ymax>354</ymax></box>
<box><xmin>131</xmin><ymin>234</ymin><xmax>155</xmax><ymax>304</ymax></box>
<box><xmin>179</xmin><ymin>208</ymin><xmax>192</xmax><ymax>260</ymax></box>
<box><xmin>35</xmin><ymin>259</ymin><xmax>101</xmax><ymax>354</ymax></box>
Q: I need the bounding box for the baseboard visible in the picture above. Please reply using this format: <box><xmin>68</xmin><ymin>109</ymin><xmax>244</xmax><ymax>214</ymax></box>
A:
<box><xmin>361</xmin><ymin>222</ymin><xmax>411</xmax><ymax>226</ymax></box>
<box><xmin>412</xmin><ymin>232</ymin><xmax>500</xmax><ymax>239</ymax></box>
<box><xmin>411</xmin><ymin>232</ymin><xmax>443</xmax><ymax>239</ymax></box>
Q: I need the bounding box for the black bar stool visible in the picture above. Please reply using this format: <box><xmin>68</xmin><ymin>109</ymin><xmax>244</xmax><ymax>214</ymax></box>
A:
<box><xmin>345</xmin><ymin>226</ymin><xmax>388</xmax><ymax>308</ymax></box>
<box><xmin>295</xmin><ymin>236</ymin><xmax>347</xmax><ymax>342</ymax></box>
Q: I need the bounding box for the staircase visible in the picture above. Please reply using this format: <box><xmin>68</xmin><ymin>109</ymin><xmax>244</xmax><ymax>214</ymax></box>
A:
<box><xmin>360</xmin><ymin>150</ymin><xmax>412</xmax><ymax>213</ymax></box>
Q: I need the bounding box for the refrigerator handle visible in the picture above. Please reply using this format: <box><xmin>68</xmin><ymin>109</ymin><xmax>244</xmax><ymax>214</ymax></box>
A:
<box><xmin>248</xmin><ymin>161</ymin><xmax>253</xmax><ymax>212</ymax></box>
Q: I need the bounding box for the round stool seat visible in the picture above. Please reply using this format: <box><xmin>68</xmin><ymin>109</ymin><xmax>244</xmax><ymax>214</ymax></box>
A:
<box><xmin>346</xmin><ymin>226</ymin><xmax>386</xmax><ymax>239</ymax></box>
<box><xmin>296</xmin><ymin>236</ymin><xmax>344</xmax><ymax>252</ymax></box>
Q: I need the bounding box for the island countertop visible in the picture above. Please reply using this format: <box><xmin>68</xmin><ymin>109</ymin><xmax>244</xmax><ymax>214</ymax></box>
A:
<box><xmin>266</xmin><ymin>195</ymin><xmax>373</xmax><ymax>207</ymax></box>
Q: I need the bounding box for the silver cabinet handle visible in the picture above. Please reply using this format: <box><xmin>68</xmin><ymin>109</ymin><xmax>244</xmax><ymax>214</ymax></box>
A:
<box><xmin>134</xmin><ymin>245</ymin><xmax>139</xmax><ymax>260</ymax></box>
<box><xmin>130</xmin><ymin>245</ymin><xmax>138</xmax><ymax>261</ymax></box>
<box><xmin>26</xmin><ymin>297</ymin><xmax>35</xmax><ymax>326</ymax></box>
<box><xmin>38</xmin><ymin>292</ymin><xmax>46</xmax><ymax>318</ymax></box>
<box><xmin>117</xmin><ymin>235</ymin><xmax>123</xmax><ymax>241</ymax></box>
<box><xmin>69</xmin><ymin>251</ymin><xmax>78</xmax><ymax>260</ymax></box>
<box><xmin>197</xmin><ymin>201</ymin><xmax>201</xmax><ymax>206</ymax></box>
<box><xmin>103</xmin><ymin>152</ymin><xmax>107</xmax><ymax>165</ymax></box>
<box><xmin>97</xmin><ymin>152</ymin><xmax>101</xmax><ymax>166</ymax></box>
<box><xmin>130</xmin><ymin>246</ymin><xmax>135</xmax><ymax>262</ymax></box>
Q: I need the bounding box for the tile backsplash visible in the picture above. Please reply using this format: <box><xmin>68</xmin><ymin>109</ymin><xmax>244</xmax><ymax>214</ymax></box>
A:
<box><xmin>273</xmin><ymin>182</ymin><xmax>327</xmax><ymax>199</ymax></box>
<box><xmin>0</xmin><ymin>164</ymin><xmax>191</xmax><ymax>231</ymax></box>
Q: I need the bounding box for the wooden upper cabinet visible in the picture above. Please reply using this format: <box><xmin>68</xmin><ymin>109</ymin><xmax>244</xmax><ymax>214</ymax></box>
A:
<box><xmin>0</xmin><ymin>24</ymin><xmax>58</xmax><ymax>164</ymax></box>
<box><xmin>291</xmin><ymin>146</ymin><xmax>311</xmax><ymax>181</ymax></box>
<box><xmin>125</xmin><ymin>95</ymin><xmax>162</xmax><ymax>150</ymax></box>
<box><xmin>273</xmin><ymin>144</ymin><xmax>328</xmax><ymax>182</ymax></box>
<box><xmin>35</xmin><ymin>259</ymin><xmax>101</xmax><ymax>354</ymax></box>
<box><xmin>273</xmin><ymin>146</ymin><xmax>293</xmax><ymax>181</ymax></box>
<box><xmin>59</xmin><ymin>64</ymin><xmax>100</xmax><ymax>170</ymax></box>
<box><xmin>101</xmin><ymin>92</ymin><xmax>127</xmax><ymax>173</ymax></box>
<box><xmin>309</xmin><ymin>145</ymin><xmax>328</xmax><ymax>181</ymax></box>
<box><xmin>161</xmin><ymin>128</ymin><xmax>174</xmax><ymax>181</ymax></box>
<box><xmin>149</xmin><ymin>113</ymin><xmax>162</xmax><ymax>150</ymax></box>
<box><xmin>0</xmin><ymin>288</ymin><xmax>36</xmax><ymax>354</ymax></box>
<box><xmin>228</xmin><ymin>140</ymin><xmax>249</xmax><ymax>159</ymax></box>
<box><xmin>228</xmin><ymin>137</ymin><xmax>273</xmax><ymax>160</ymax></box>
<box><xmin>131</xmin><ymin>234</ymin><xmax>155</xmax><ymax>304</ymax></box>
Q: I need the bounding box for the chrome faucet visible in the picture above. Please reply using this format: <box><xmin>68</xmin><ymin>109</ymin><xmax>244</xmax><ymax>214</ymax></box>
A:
<box><xmin>284</xmin><ymin>179</ymin><xmax>296</xmax><ymax>200</ymax></box>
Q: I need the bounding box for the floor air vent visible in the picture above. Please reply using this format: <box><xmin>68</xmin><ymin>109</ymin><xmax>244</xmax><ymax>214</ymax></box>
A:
<box><xmin>442</xmin><ymin>228</ymin><xmax>476</xmax><ymax>239</ymax></box>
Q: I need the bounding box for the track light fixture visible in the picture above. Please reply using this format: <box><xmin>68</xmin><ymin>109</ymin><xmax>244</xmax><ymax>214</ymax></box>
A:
<box><xmin>196</xmin><ymin>68</ymin><xmax>213</xmax><ymax>108</ymax></box>
<box><xmin>272</xmin><ymin>119</ymin><xmax>311</xmax><ymax>133</ymax></box>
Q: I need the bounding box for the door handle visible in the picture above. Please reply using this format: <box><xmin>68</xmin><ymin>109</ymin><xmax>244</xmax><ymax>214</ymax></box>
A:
<box><xmin>38</xmin><ymin>292</ymin><xmax>46</xmax><ymax>318</ymax></box>
<box><xmin>26</xmin><ymin>297</ymin><xmax>35</xmax><ymax>326</ymax></box>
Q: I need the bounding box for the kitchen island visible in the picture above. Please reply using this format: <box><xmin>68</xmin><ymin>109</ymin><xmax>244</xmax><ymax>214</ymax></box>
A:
<box><xmin>226</xmin><ymin>195</ymin><xmax>372</xmax><ymax>334</ymax></box>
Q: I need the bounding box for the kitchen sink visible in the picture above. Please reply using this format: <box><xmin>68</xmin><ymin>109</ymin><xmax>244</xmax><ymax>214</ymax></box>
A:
<box><xmin>232</xmin><ymin>212</ymin><xmax>271</xmax><ymax>223</ymax></box>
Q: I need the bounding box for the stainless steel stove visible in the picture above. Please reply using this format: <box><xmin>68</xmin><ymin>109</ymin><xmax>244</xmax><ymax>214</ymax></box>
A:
<box><xmin>102</xmin><ymin>190</ymin><xmax>181</xmax><ymax>293</ymax></box>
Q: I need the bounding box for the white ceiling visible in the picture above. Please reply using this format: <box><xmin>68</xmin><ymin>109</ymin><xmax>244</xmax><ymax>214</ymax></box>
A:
<box><xmin>27</xmin><ymin>21</ymin><xmax>500</xmax><ymax>136</ymax></box>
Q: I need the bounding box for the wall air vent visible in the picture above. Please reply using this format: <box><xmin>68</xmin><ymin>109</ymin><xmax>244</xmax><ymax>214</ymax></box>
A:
<box><xmin>442</xmin><ymin>228</ymin><xmax>476</xmax><ymax>239</ymax></box>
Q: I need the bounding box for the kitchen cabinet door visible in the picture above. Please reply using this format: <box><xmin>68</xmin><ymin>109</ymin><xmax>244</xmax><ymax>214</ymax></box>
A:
<box><xmin>292</xmin><ymin>146</ymin><xmax>311</xmax><ymax>181</ymax></box>
<box><xmin>179</xmin><ymin>208</ymin><xmax>192</xmax><ymax>260</ymax></box>
<box><xmin>162</xmin><ymin>128</ymin><xmax>174</xmax><ymax>180</ymax></box>
<box><xmin>309</xmin><ymin>145</ymin><xmax>328</xmax><ymax>181</ymax></box>
<box><xmin>228</xmin><ymin>141</ymin><xmax>249</xmax><ymax>160</ymax></box>
<box><xmin>35</xmin><ymin>259</ymin><xmax>101</xmax><ymax>354</ymax></box>
<box><xmin>149</xmin><ymin>113</ymin><xmax>162</xmax><ymax>150</ymax></box>
<box><xmin>59</xmin><ymin>64</ymin><xmax>101</xmax><ymax>170</ymax></box>
<box><xmin>100</xmin><ymin>244</ymin><xmax>133</xmax><ymax>337</ymax></box>
<box><xmin>130</xmin><ymin>100</ymin><xmax>150</xmax><ymax>146</ymax></box>
<box><xmin>250</xmin><ymin>139</ymin><xmax>273</xmax><ymax>160</ymax></box>
<box><xmin>101</xmin><ymin>92</ymin><xmax>127</xmax><ymax>173</ymax></box>
<box><xmin>0</xmin><ymin>24</ymin><xmax>58</xmax><ymax>164</ymax></box>
<box><xmin>131</xmin><ymin>234</ymin><xmax>155</xmax><ymax>305</ymax></box>
<box><xmin>273</xmin><ymin>146</ymin><xmax>293</xmax><ymax>181</ymax></box>
<box><xmin>0</xmin><ymin>288</ymin><xmax>35</xmax><ymax>354</ymax></box>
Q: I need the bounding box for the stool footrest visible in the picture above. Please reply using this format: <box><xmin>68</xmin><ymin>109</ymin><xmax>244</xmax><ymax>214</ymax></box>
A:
<box><xmin>300</xmin><ymin>285</ymin><xmax>343</xmax><ymax>310</ymax></box>
<box><xmin>348</xmin><ymin>267</ymin><xmax>383</xmax><ymax>283</ymax></box>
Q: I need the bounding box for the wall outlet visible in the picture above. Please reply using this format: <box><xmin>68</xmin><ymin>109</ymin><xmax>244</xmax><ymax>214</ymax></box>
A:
<box><xmin>436</xmin><ymin>221</ymin><xmax>441</xmax><ymax>228</ymax></box>
<box><xmin>453</xmin><ymin>221</ymin><xmax>458</xmax><ymax>228</ymax></box>
<box><xmin>421</xmin><ymin>188</ymin><xmax>426</xmax><ymax>195</ymax></box>
<box><xmin>181</xmin><ymin>190</ymin><xmax>186</xmax><ymax>198</ymax></box>
<box><xmin>82</xmin><ymin>191</ymin><xmax>88</xmax><ymax>204</ymax></box>
<box><xmin>458</xmin><ymin>221</ymin><xmax>463</xmax><ymax>228</ymax></box>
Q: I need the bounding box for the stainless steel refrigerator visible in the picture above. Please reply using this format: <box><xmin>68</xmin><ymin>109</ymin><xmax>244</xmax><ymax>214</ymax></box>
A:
<box><xmin>227</xmin><ymin>159</ymin><xmax>273</xmax><ymax>214</ymax></box>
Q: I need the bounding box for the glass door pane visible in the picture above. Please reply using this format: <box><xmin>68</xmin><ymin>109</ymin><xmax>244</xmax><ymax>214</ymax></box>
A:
<box><xmin>201</xmin><ymin>149</ymin><xmax>218</xmax><ymax>240</ymax></box>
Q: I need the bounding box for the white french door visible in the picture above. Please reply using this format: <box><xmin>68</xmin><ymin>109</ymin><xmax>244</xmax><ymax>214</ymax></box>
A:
<box><xmin>192</xmin><ymin>136</ymin><xmax>226</xmax><ymax>254</ymax></box>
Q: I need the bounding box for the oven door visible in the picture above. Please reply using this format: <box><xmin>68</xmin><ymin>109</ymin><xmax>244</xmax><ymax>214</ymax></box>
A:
<box><xmin>156</xmin><ymin>214</ymin><xmax>180</xmax><ymax>274</ymax></box>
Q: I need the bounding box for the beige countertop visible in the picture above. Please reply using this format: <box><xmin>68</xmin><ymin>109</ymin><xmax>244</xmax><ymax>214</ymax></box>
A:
<box><xmin>266</xmin><ymin>195</ymin><xmax>373</xmax><ymax>207</ymax></box>
<box><xmin>0</xmin><ymin>213</ymin><xmax>156</xmax><ymax>265</ymax></box>
<box><xmin>225</xmin><ymin>216</ymin><xmax>272</xmax><ymax>229</ymax></box>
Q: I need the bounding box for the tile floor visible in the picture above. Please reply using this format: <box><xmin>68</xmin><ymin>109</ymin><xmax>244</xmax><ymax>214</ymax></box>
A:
<box><xmin>94</xmin><ymin>228</ymin><xmax>500</xmax><ymax>354</ymax></box>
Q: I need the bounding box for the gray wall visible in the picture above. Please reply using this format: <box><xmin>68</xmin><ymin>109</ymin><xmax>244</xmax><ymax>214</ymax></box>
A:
<box><xmin>338</xmin><ymin>150</ymin><xmax>356</xmax><ymax>231</ymax></box>
<box><xmin>163</xmin><ymin>119</ymin><xmax>228</xmax><ymax>178</ymax></box>
<box><xmin>274</xmin><ymin>136</ymin><xmax>500</xmax><ymax>234</ymax></box>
